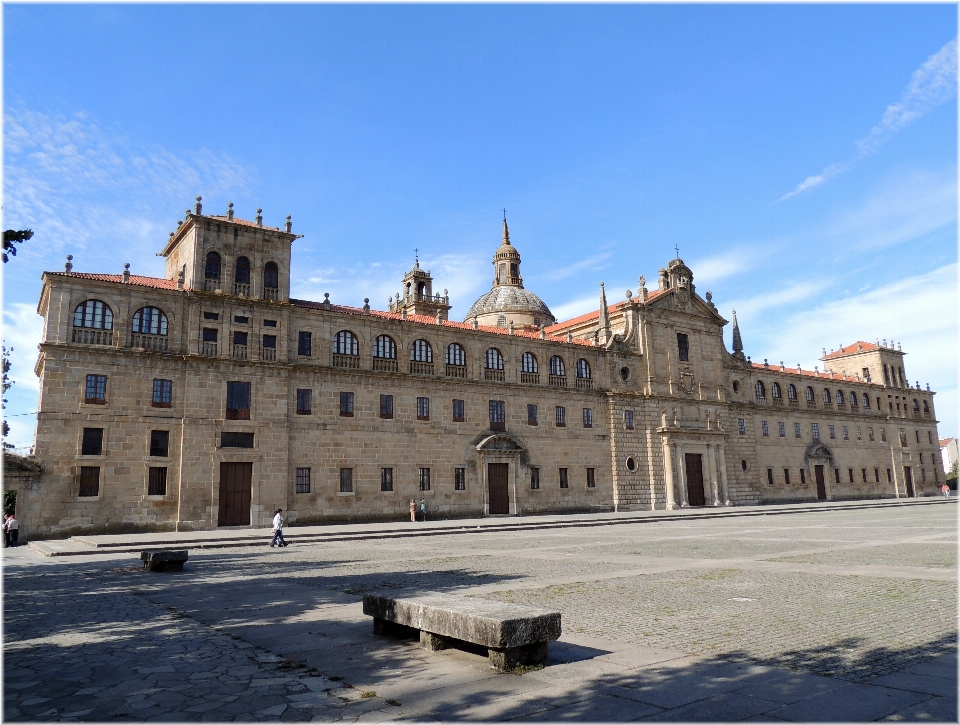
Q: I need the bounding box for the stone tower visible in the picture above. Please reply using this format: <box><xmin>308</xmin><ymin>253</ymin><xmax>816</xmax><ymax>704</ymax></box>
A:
<box><xmin>390</xmin><ymin>258</ymin><xmax>451</xmax><ymax>321</ymax></box>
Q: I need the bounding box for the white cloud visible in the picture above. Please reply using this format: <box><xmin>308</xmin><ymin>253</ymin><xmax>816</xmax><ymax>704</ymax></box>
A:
<box><xmin>689</xmin><ymin>247</ymin><xmax>764</xmax><ymax>286</ymax></box>
<box><xmin>2</xmin><ymin>303</ymin><xmax>45</xmax><ymax>452</ymax></box>
<box><xmin>536</xmin><ymin>251</ymin><xmax>614</xmax><ymax>283</ymax></box>
<box><xmin>779</xmin><ymin>39</ymin><xmax>957</xmax><ymax>201</ymax></box>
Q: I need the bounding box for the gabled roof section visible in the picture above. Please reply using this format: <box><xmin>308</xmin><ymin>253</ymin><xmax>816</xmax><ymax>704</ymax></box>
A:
<box><xmin>44</xmin><ymin>271</ymin><xmax>179</xmax><ymax>290</ymax></box>
<box><xmin>544</xmin><ymin>289</ymin><xmax>671</xmax><ymax>333</ymax></box>
<box><xmin>823</xmin><ymin>341</ymin><xmax>878</xmax><ymax>359</ymax></box>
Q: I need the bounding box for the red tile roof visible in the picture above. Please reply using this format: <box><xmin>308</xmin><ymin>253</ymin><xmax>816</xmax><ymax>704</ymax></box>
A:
<box><xmin>750</xmin><ymin>362</ymin><xmax>874</xmax><ymax>385</ymax></box>
<box><xmin>45</xmin><ymin>271</ymin><xmax>179</xmax><ymax>290</ymax></box>
<box><xmin>206</xmin><ymin>215</ymin><xmax>282</xmax><ymax>231</ymax></box>
<box><xmin>290</xmin><ymin>299</ymin><xmax>595</xmax><ymax>346</ymax></box>
<box><xmin>545</xmin><ymin>289</ymin><xmax>667</xmax><ymax>333</ymax></box>
<box><xmin>822</xmin><ymin>341</ymin><xmax>878</xmax><ymax>359</ymax></box>
<box><xmin>940</xmin><ymin>438</ymin><xmax>954</xmax><ymax>447</ymax></box>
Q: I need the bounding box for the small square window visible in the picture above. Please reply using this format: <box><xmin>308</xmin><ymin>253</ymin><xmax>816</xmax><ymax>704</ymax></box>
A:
<box><xmin>583</xmin><ymin>408</ymin><xmax>593</xmax><ymax>428</ymax></box>
<box><xmin>78</xmin><ymin>466</ymin><xmax>100</xmax><ymax>497</ymax></box>
<box><xmin>340</xmin><ymin>392</ymin><xmax>354</xmax><ymax>416</ymax></box>
<box><xmin>148</xmin><ymin>467</ymin><xmax>167</xmax><ymax>496</ymax></box>
<box><xmin>381</xmin><ymin>468</ymin><xmax>393</xmax><ymax>492</ymax></box>
<box><xmin>417</xmin><ymin>397</ymin><xmax>430</xmax><ymax>421</ymax></box>
<box><xmin>454</xmin><ymin>468</ymin><xmax>466</xmax><ymax>491</ymax></box>
<box><xmin>761</xmin><ymin>421</ymin><xmax>769</xmax><ymax>437</ymax></box>
<box><xmin>298</xmin><ymin>332</ymin><xmax>312</xmax><ymax>356</ymax></box>
<box><xmin>625</xmin><ymin>410</ymin><xmax>635</xmax><ymax>430</ymax></box>
<box><xmin>559</xmin><ymin>467</ymin><xmax>568</xmax><ymax>489</ymax></box>
<box><xmin>85</xmin><ymin>374</ymin><xmax>107</xmax><ymax>404</ymax></box>
<box><xmin>81</xmin><ymin>427</ymin><xmax>104</xmax><ymax>456</ymax></box>
<box><xmin>556</xmin><ymin>406</ymin><xmax>566</xmax><ymax>427</ymax></box>
<box><xmin>150</xmin><ymin>430</ymin><xmax>169</xmax><ymax>457</ymax></box>
<box><xmin>527</xmin><ymin>404</ymin><xmax>538</xmax><ymax>426</ymax></box>
<box><xmin>152</xmin><ymin>379</ymin><xmax>173</xmax><ymax>407</ymax></box>
<box><xmin>296</xmin><ymin>467</ymin><xmax>311</xmax><ymax>493</ymax></box>
<box><xmin>380</xmin><ymin>394</ymin><xmax>394</xmax><ymax>419</ymax></box>
<box><xmin>202</xmin><ymin>327</ymin><xmax>218</xmax><ymax>342</ymax></box>
<box><xmin>296</xmin><ymin>389</ymin><xmax>312</xmax><ymax>415</ymax></box>
<box><xmin>530</xmin><ymin>467</ymin><xmax>540</xmax><ymax>490</ymax></box>
<box><xmin>234</xmin><ymin>315</ymin><xmax>249</xmax><ymax>324</ymax></box>
<box><xmin>221</xmin><ymin>432</ymin><xmax>254</xmax><ymax>448</ymax></box>
<box><xmin>452</xmin><ymin>399</ymin><xmax>465</xmax><ymax>422</ymax></box>
<box><xmin>263</xmin><ymin>319</ymin><xmax>277</xmax><ymax>328</ymax></box>
<box><xmin>738</xmin><ymin>418</ymin><xmax>746</xmax><ymax>435</ymax></box>
<box><xmin>203</xmin><ymin>311</ymin><xmax>219</xmax><ymax>320</ymax></box>
<box><xmin>586</xmin><ymin>468</ymin><xmax>595</xmax><ymax>488</ymax></box>
<box><xmin>262</xmin><ymin>334</ymin><xmax>277</xmax><ymax>349</ymax></box>
<box><xmin>778</xmin><ymin>421</ymin><xmax>785</xmax><ymax>438</ymax></box>
<box><xmin>419</xmin><ymin>467</ymin><xmax>431</xmax><ymax>491</ymax></box>
<box><xmin>340</xmin><ymin>468</ymin><xmax>353</xmax><ymax>493</ymax></box>
<box><xmin>233</xmin><ymin>331</ymin><xmax>248</xmax><ymax>346</ymax></box>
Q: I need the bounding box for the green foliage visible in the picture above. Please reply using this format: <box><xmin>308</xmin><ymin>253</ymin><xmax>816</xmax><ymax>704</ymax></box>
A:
<box><xmin>3</xmin><ymin>490</ymin><xmax>16</xmax><ymax>517</ymax></box>
<box><xmin>3</xmin><ymin>229</ymin><xmax>34</xmax><ymax>263</ymax></box>
<box><xmin>947</xmin><ymin>460</ymin><xmax>958</xmax><ymax>485</ymax></box>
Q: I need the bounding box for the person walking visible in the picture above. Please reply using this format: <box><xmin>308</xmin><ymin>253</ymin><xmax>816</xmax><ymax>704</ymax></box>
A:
<box><xmin>6</xmin><ymin>513</ymin><xmax>19</xmax><ymax>547</ymax></box>
<box><xmin>942</xmin><ymin>483</ymin><xmax>950</xmax><ymax>498</ymax></box>
<box><xmin>270</xmin><ymin>509</ymin><xmax>287</xmax><ymax>548</ymax></box>
<box><xmin>419</xmin><ymin>498</ymin><xmax>427</xmax><ymax>522</ymax></box>
<box><xmin>2</xmin><ymin>515</ymin><xmax>9</xmax><ymax>547</ymax></box>
<box><xmin>409</xmin><ymin>498</ymin><xmax>417</xmax><ymax>522</ymax></box>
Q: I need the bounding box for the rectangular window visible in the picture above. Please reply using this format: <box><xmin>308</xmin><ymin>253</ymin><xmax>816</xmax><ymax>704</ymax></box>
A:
<box><xmin>417</xmin><ymin>397</ymin><xmax>430</xmax><ymax>420</ymax></box>
<box><xmin>928</xmin><ymin>431</ymin><xmax>933</xmax><ymax>445</ymax></box>
<box><xmin>875</xmin><ymin>468</ymin><xmax>880</xmax><ymax>483</ymax></box>
<box><xmin>81</xmin><ymin>427</ymin><xmax>104</xmax><ymax>456</ymax></box>
<box><xmin>262</xmin><ymin>334</ymin><xmax>277</xmax><ymax>349</ymax></box>
<box><xmin>848</xmin><ymin>468</ymin><xmax>854</xmax><ymax>483</ymax></box>
<box><xmin>202</xmin><ymin>327</ymin><xmax>218</xmax><ymax>342</ymax></box>
<box><xmin>233</xmin><ymin>331</ymin><xmax>248</xmax><ymax>346</ymax></box>
<box><xmin>419</xmin><ymin>467</ymin><xmax>431</xmax><ymax>491</ymax></box>
<box><xmin>148</xmin><ymin>467</ymin><xmax>167</xmax><ymax>496</ymax></box>
<box><xmin>794</xmin><ymin>422</ymin><xmax>802</xmax><ymax>438</ymax></box>
<box><xmin>857</xmin><ymin>427</ymin><xmax>862</xmax><ymax>441</ymax></box>
<box><xmin>625</xmin><ymin>410</ymin><xmax>634</xmax><ymax>430</ymax></box>
<box><xmin>78</xmin><ymin>466</ymin><xmax>100</xmax><ymax>497</ymax></box>
<box><xmin>862</xmin><ymin>468</ymin><xmax>868</xmax><ymax>483</ymax></box>
<box><xmin>868</xmin><ymin>427</ymin><xmax>875</xmax><ymax>442</ymax></box>
<box><xmin>203</xmin><ymin>311</ymin><xmax>219</xmax><ymax>320</ymax></box>
<box><xmin>380</xmin><ymin>394</ymin><xmax>394</xmax><ymax>419</ymax></box>
<box><xmin>738</xmin><ymin>418</ymin><xmax>746</xmax><ymax>435</ymax></box>
<box><xmin>152</xmin><ymin>379</ymin><xmax>173</xmax><ymax>407</ymax></box>
<box><xmin>530</xmin><ymin>467</ymin><xmax>540</xmax><ymax>490</ymax></box>
<box><xmin>296</xmin><ymin>389</ymin><xmax>312</xmax><ymax>415</ymax></box>
<box><xmin>899</xmin><ymin>428</ymin><xmax>908</xmax><ymax>447</ymax></box>
<box><xmin>454</xmin><ymin>468</ymin><xmax>466</xmax><ymax>491</ymax></box>
<box><xmin>922</xmin><ymin>468</ymin><xmax>927</xmax><ymax>482</ymax></box>
<box><xmin>340</xmin><ymin>392</ymin><xmax>354</xmax><ymax>417</ymax></box>
<box><xmin>559</xmin><ymin>467</ymin><xmax>568</xmax><ymax>489</ymax></box>
<box><xmin>587</xmin><ymin>468</ymin><xmax>595</xmax><ymax>488</ymax></box>
<box><xmin>843</xmin><ymin>426</ymin><xmax>849</xmax><ymax>441</ymax></box>
<box><xmin>916</xmin><ymin>430</ymin><xmax>921</xmax><ymax>444</ymax></box>
<box><xmin>778</xmin><ymin>421</ymin><xmax>785</xmax><ymax>438</ymax></box>
<box><xmin>800</xmin><ymin>469</ymin><xmax>806</xmax><ymax>485</ymax></box>
<box><xmin>296</xmin><ymin>467</ymin><xmax>311</xmax><ymax>493</ymax></box>
<box><xmin>340</xmin><ymin>468</ymin><xmax>353</xmax><ymax>493</ymax></box>
<box><xmin>85</xmin><ymin>374</ymin><xmax>107</xmax><ymax>404</ymax></box>
<box><xmin>829</xmin><ymin>425</ymin><xmax>835</xmax><ymax>440</ymax></box>
<box><xmin>226</xmin><ymin>381</ymin><xmax>251</xmax><ymax>419</ymax></box>
<box><xmin>221</xmin><ymin>432</ymin><xmax>255</xmax><ymax>448</ymax></box>
<box><xmin>527</xmin><ymin>404</ymin><xmax>538</xmax><ymax>426</ymax></box>
<box><xmin>834</xmin><ymin>468</ymin><xmax>841</xmax><ymax>484</ymax></box>
<box><xmin>887</xmin><ymin>468</ymin><xmax>892</xmax><ymax>483</ymax></box>
<box><xmin>452</xmin><ymin>399</ymin><xmax>465</xmax><ymax>422</ymax></box>
<box><xmin>583</xmin><ymin>408</ymin><xmax>593</xmax><ymax>428</ymax></box>
<box><xmin>298</xmin><ymin>332</ymin><xmax>312</xmax><ymax>356</ymax></box>
<box><xmin>556</xmin><ymin>406</ymin><xmax>566</xmax><ymax>427</ymax></box>
<box><xmin>677</xmin><ymin>333</ymin><xmax>689</xmax><ymax>362</ymax></box>
<box><xmin>263</xmin><ymin>319</ymin><xmax>277</xmax><ymax>328</ymax></box>
<box><xmin>784</xmin><ymin>469</ymin><xmax>791</xmax><ymax>486</ymax></box>
<box><xmin>234</xmin><ymin>315</ymin><xmax>249</xmax><ymax>324</ymax></box>
<box><xmin>381</xmin><ymin>467</ymin><xmax>393</xmax><ymax>492</ymax></box>
<box><xmin>811</xmin><ymin>423</ymin><xmax>820</xmax><ymax>441</ymax></box>
<box><xmin>761</xmin><ymin>421</ymin><xmax>769</xmax><ymax>437</ymax></box>
<box><xmin>881</xmin><ymin>428</ymin><xmax>887</xmax><ymax>442</ymax></box>
<box><xmin>489</xmin><ymin>400</ymin><xmax>505</xmax><ymax>431</ymax></box>
<box><xmin>767</xmin><ymin>468</ymin><xmax>774</xmax><ymax>486</ymax></box>
<box><xmin>149</xmin><ymin>430</ymin><xmax>169</xmax><ymax>457</ymax></box>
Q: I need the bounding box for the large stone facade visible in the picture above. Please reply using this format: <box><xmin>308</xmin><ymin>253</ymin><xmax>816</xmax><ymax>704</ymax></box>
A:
<box><xmin>21</xmin><ymin>203</ymin><xmax>943</xmax><ymax>537</ymax></box>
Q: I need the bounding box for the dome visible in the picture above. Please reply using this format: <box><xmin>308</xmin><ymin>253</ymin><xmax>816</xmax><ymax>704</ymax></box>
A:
<box><xmin>465</xmin><ymin>285</ymin><xmax>555</xmax><ymax>326</ymax></box>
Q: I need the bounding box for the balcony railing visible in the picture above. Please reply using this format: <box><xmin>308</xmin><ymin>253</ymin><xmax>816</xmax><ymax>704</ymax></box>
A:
<box><xmin>755</xmin><ymin>395</ymin><xmax>767</xmax><ymax>405</ymax></box>
<box><xmin>262</xmin><ymin>287</ymin><xmax>279</xmax><ymax>301</ymax></box>
<box><xmin>836</xmin><ymin>402</ymin><xmax>846</xmax><ymax>410</ymax></box>
<box><xmin>373</xmin><ymin>358</ymin><xmax>399</xmax><ymax>372</ymax></box>
<box><xmin>788</xmin><ymin>399</ymin><xmax>799</xmax><ymax>407</ymax></box>
<box><xmin>201</xmin><ymin>342</ymin><xmax>218</xmax><ymax>357</ymax></box>
<box><xmin>806</xmin><ymin>400</ymin><xmax>817</xmax><ymax>408</ymax></box>
<box><xmin>232</xmin><ymin>344</ymin><xmax>248</xmax><ymax>359</ymax></box>
<box><xmin>445</xmin><ymin>364</ymin><xmax>467</xmax><ymax>378</ymax></box>
<box><xmin>520</xmin><ymin>372</ymin><xmax>540</xmax><ymax>385</ymax></box>
<box><xmin>575</xmin><ymin>377</ymin><xmax>593</xmax><ymax>390</ymax></box>
<box><xmin>261</xmin><ymin>348</ymin><xmax>276</xmax><ymax>362</ymax></box>
<box><xmin>549</xmin><ymin>375</ymin><xmax>567</xmax><ymax>388</ymax></box>
<box><xmin>771</xmin><ymin>397</ymin><xmax>783</xmax><ymax>406</ymax></box>
<box><xmin>234</xmin><ymin>282</ymin><xmax>251</xmax><ymax>297</ymax></box>
<box><xmin>72</xmin><ymin>328</ymin><xmax>113</xmax><ymax>346</ymax></box>
<box><xmin>129</xmin><ymin>333</ymin><xmax>168</xmax><ymax>351</ymax></box>
<box><xmin>484</xmin><ymin>369</ymin><xmax>505</xmax><ymax>382</ymax></box>
<box><xmin>332</xmin><ymin>353</ymin><xmax>360</xmax><ymax>369</ymax></box>
<box><xmin>203</xmin><ymin>278</ymin><xmax>221</xmax><ymax>293</ymax></box>
<box><xmin>409</xmin><ymin>361</ymin><xmax>435</xmax><ymax>375</ymax></box>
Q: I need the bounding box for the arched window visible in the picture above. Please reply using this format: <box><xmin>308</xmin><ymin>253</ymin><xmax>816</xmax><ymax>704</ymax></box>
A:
<box><xmin>485</xmin><ymin>348</ymin><xmax>504</xmax><ymax>370</ymax></box>
<box><xmin>912</xmin><ymin>399</ymin><xmax>920</xmax><ymax>412</ymax></box>
<box><xmin>836</xmin><ymin>390</ymin><xmax>845</xmax><ymax>405</ymax></box>
<box><xmin>446</xmin><ymin>343</ymin><xmax>466</xmax><ymax>367</ymax></box>
<box><xmin>205</xmin><ymin>252</ymin><xmax>221</xmax><ymax>280</ymax></box>
<box><xmin>787</xmin><ymin>384</ymin><xmax>798</xmax><ymax>401</ymax></box>
<box><xmin>862</xmin><ymin>393</ymin><xmax>871</xmax><ymax>409</ymax></box>
<box><xmin>755</xmin><ymin>381</ymin><xmax>766</xmax><ymax>398</ymax></box>
<box><xmin>923</xmin><ymin>400</ymin><xmax>930</xmax><ymax>413</ymax></box>
<box><xmin>73</xmin><ymin>300</ymin><xmax>113</xmax><ymax>330</ymax></box>
<box><xmin>550</xmin><ymin>356</ymin><xmax>566</xmax><ymax>377</ymax></box>
<box><xmin>771</xmin><ymin>382</ymin><xmax>782</xmax><ymax>399</ymax></box>
<box><xmin>805</xmin><ymin>386</ymin><xmax>815</xmax><ymax>402</ymax></box>
<box><xmin>521</xmin><ymin>352</ymin><xmax>538</xmax><ymax>374</ymax></box>
<box><xmin>849</xmin><ymin>391</ymin><xmax>858</xmax><ymax>407</ymax></box>
<box><xmin>822</xmin><ymin>388</ymin><xmax>831</xmax><ymax>404</ymax></box>
<box><xmin>263</xmin><ymin>262</ymin><xmax>279</xmax><ymax>290</ymax></box>
<box><xmin>410</xmin><ymin>339</ymin><xmax>433</xmax><ymax>363</ymax></box>
<box><xmin>576</xmin><ymin>359</ymin><xmax>591</xmax><ymax>379</ymax></box>
<box><xmin>235</xmin><ymin>256</ymin><xmax>251</xmax><ymax>285</ymax></box>
<box><xmin>372</xmin><ymin>335</ymin><xmax>396</xmax><ymax>359</ymax></box>
<box><xmin>132</xmin><ymin>307</ymin><xmax>168</xmax><ymax>336</ymax></box>
<box><xmin>334</xmin><ymin>330</ymin><xmax>358</xmax><ymax>356</ymax></box>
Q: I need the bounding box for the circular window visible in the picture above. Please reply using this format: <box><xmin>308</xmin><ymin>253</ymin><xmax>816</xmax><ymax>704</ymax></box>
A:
<box><xmin>626</xmin><ymin>457</ymin><xmax>637</xmax><ymax>472</ymax></box>
<box><xmin>619</xmin><ymin>366</ymin><xmax>630</xmax><ymax>382</ymax></box>
<box><xmin>732</xmin><ymin>381</ymin><xmax>740</xmax><ymax>393</ymax></box>
<box><xmin>741</xmin><ymin>460</ymin><xmax>747</xmax><ymax>471</ymax></box>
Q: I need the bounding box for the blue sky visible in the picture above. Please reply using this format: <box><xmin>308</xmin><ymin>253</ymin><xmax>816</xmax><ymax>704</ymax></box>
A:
<box><xmin>3</xmin><ymin>4</ymin><xmax>957</xmax><ymax>450</ymax></box>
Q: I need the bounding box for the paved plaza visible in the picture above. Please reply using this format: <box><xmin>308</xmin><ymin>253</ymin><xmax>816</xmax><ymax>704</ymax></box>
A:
<box><xmin>4</xmin><ymin>500</ymin><xmax>957</xmax><ymax>722</ymax></box>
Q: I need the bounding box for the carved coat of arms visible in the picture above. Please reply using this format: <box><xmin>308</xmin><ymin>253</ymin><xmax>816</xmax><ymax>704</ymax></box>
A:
<box><xmin>678</xmin><ymin>366</ymin><xmax>696</xmax><ymax>394</ymax></box>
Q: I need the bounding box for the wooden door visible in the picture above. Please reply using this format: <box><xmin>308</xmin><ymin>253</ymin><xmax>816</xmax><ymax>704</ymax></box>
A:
<box><xmin>904</xmin><ymin>467</ymin><xmax>915</xmax><ymax>497</ymax></box>
<box><xmin>488</xmin><ymin>463</ymin><xmax>510</xmax><ymax>515</ymax></box>
<box><xmin>684</xmin><ymin>453</ymin><xmax>706</xmax><ymax>507</ymax></box>
<box><xmin>815</xmin><ymin>465</ymin><xmax>827</xmax><ymax>501</ymax></box>
<box><xmin>218</xmin><ymin>462</ymin><xmax>252</xmax><ymax>526</ymax></box>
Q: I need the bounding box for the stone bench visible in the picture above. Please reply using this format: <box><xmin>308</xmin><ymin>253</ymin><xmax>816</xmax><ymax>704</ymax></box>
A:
<box><xmin>140</xmin><ymin>550</ymin><xmax>188</xmax><ymax>572</ymax></box>
<box><xmin>363</xmin><ymin>593</ymin><xmax>561</xmax><ymax>670</ymax></box>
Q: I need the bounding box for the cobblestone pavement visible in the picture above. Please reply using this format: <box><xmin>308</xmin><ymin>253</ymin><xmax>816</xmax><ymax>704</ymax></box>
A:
<box><xmin>4</xmin><ymin>502</ymin><xmax>957</xmax><ymax>721</ymax></box>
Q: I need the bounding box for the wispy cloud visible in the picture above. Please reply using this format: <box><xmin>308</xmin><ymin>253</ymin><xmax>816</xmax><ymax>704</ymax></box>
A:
<box><xmin>689</xmin><ymin>247</ymin><xmax>765</xmax><ymax>286</ymax></box>
<box><xmin>536</xmin><ymin>251</ymin><xmax>614</xmax><ymax>283</ymax></box>
<box><xmin>779</xmin><ymin>39</ymin><xmax>957</xmax><ymax>201</ymax></box>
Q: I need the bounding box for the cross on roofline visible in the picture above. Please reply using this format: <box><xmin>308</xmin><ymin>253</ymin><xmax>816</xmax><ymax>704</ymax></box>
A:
<box><xmin>675</xmin><ymin>245</ymin><xmax>680</xmax><ymax>257</ymax></box>
<box><xmin>502</xmin><ymin>208</ymin><xmax>507</xmax><ymax>221</ymax></box>
<box><xmin>414</xmin><ymin>247</ymin><xmax>419</xmax><ymax>262</ymax></box>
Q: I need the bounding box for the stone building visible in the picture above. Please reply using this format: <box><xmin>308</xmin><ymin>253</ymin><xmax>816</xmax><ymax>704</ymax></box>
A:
<box><xmin>22</xmin><ymin>201</ymin><xmax>943</xmax><ymax>537</ymax></box>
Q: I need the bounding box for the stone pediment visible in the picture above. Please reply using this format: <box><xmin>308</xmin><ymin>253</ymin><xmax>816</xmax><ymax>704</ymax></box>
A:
<box><xmin>476</xmin><ymin>433</ymin><xmax>527</xmax><ymax>452</ymax></box>
<box><xmin>805</xmin><ymin>443</ymin><xmax>834</xmax><ymax>461</ymax></box>
<box><xmin>647</xmin><ymin>288</ymin><xmax>725</xmax><ymax>322</ymax></box>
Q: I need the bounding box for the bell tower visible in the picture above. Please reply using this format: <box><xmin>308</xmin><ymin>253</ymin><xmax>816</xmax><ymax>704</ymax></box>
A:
<box><xmin>389</xmin><ymin>257</ymin><xmax>452</xmax><ymax>321</ymax></box>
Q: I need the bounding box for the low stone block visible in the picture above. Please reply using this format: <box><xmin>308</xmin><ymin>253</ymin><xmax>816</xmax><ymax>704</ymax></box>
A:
<box><xmin>140</xmin><ymin>549</ymin><xmax>188</xmax><ymax>572</ymax></box>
